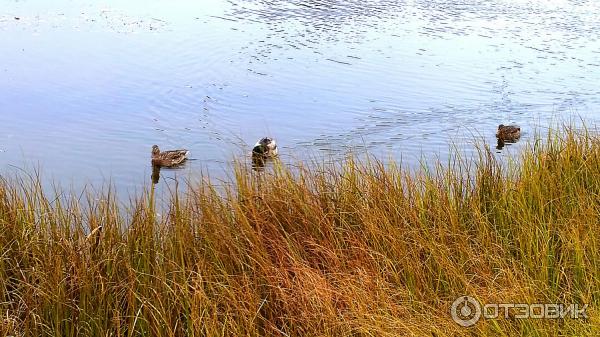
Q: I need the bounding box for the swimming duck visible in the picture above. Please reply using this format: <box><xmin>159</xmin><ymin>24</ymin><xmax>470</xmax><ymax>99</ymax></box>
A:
<box><xmin>252</xmin><ymin>137</ymin><xmax>278</xmax><ymax>158</ymax></box>
<box><xmin>151</xmin><ymin>145</ymin><xmax>189</xmax><ymax>167</ymax></box>
<box><xmin>496</xmin><ymin>124</ymin><xmax>521</xmax><ymax>141</ymax></box>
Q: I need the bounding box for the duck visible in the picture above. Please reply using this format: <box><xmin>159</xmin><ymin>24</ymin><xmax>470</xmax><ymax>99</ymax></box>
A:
<box><xmin>252</xmin><ymin>137</ymin><xmax>278</xmax><ymax>158</ymax></box>
<box><xmin>151</xmin><ymin>145</ymin><xmax>189</xmax><ymax>167</ymax></box>
<box><xmin>496</xmin><ymin>124</ymin><xmax>521</xmax><ymax>142</ymax></box>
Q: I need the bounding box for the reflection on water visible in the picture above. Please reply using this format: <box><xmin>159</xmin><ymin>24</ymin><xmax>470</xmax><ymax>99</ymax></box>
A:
<box><xmin>1</xmin><ymin>0</ymin><xmax>600</xmax><ymax>193</ymax></box>
<box><xmin>151</xmin><ymin>165</ymin><xmax>161</xmax><ymax>184</ymax></box>
<box><xmin>251</xmin><ymin>155</ymin><xmax>279</xmax><ymax>171</ymax></box>
<box><xmin>251</xmin><ymin>155</ymin><xmax>266</xmax><ymax>171</ymax></box>
<box><xmin>496</xmin><ymin>138</ymin><xmax>517</xmax><ymax>151</ymax></box>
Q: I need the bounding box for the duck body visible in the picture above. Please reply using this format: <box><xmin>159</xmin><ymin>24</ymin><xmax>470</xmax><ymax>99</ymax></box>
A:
<box><xmin>151</xmin><ymin>145</ymin><xmax>189</xmax><ymax>167</ymax></box>
<box><xmin>252</xmin><ymin>137</ymin><xmax>278</xmax><ymax>158</ymax></box>
<box><xmin>496</xmin><ymin>124</ymin><xmax>521</xmax><ymax>141</ymax></box>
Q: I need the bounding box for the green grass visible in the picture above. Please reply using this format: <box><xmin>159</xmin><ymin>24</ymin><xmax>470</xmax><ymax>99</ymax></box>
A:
<box><xmin>1</xmin><ymin>126</ymin><xmax>599</xmax><ymax>336</ymax></box>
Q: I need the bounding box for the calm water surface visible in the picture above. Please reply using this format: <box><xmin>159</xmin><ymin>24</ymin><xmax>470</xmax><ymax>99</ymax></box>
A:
<box><xmin>1</xmin><ymin>0</ymin><xmax>600</xmax><ymax>194</ymax></box>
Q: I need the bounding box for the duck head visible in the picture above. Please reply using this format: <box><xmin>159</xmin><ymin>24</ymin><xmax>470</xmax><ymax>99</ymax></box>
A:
<box><xmin>152</xmin><ymin>145</ymin><xmax>160</xmax><ymax>157</ymax></box>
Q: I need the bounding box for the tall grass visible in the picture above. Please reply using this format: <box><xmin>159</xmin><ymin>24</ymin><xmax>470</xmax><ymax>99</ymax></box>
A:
<box><xmin>1</xmin><ymin>126</ymin><xmax>599</xmax><ymax>336</ymax></box>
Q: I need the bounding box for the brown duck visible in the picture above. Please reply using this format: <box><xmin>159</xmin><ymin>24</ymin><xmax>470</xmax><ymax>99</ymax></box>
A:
<box><xmin>252</xmin><ymin>137</ymin><xmax>278</xmax><ymax>158</ymax></box>
<box><xmin>151</xmin><ymin>145</ymin><xmax>189</xmax><ymax>167</ymax></box>
<box><xmin>496</xmin><ymin>124</ymin><xmax>521</xmax><ymax>141</ymax></box>
<box><xmin>251</xmin><ymin>137</ymin><xmax>278</xmax><ymax>170</ymax></box>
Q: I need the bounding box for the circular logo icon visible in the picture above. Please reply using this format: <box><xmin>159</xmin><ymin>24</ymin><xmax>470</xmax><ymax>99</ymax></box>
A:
<box><xmin>450</xmin><ymin>296</ymin><xmax>482</xmax><ymax>327</ymax></box>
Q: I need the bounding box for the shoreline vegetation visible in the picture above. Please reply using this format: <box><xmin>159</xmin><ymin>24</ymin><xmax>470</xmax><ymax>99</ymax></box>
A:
<box><xmin>1</xmin><ymin>126</ymin><xmax>599</xmax><ymax>336</ymax></box>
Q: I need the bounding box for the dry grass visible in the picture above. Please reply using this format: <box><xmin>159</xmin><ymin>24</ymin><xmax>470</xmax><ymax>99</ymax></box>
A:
<box><xmin>0</xmin><ymin>126</ymin><xmax>599</xmax><ymax>336</ymax></box>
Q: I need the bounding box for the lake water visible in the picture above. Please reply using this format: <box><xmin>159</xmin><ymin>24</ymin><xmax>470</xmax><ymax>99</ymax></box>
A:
<box><xmin>1</xmin><ymin>0</ymin><xmax>600</xmax><ymax>194</ymax></box>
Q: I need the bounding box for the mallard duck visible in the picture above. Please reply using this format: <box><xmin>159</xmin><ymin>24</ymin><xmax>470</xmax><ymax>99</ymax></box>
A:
<box><xmin>252</xmin><ymin>137</ymin><xmax>278</xmax><ymax>158</ymax></box>
<box><xmin>496</xmin><ymin>124</ymin><xmax>521</xmax><ymax>141</ymax></box>
<box><xmin>151</xmin><ymin>145</ymin><xmax>188</xmax><ymax>167</ymax></box>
